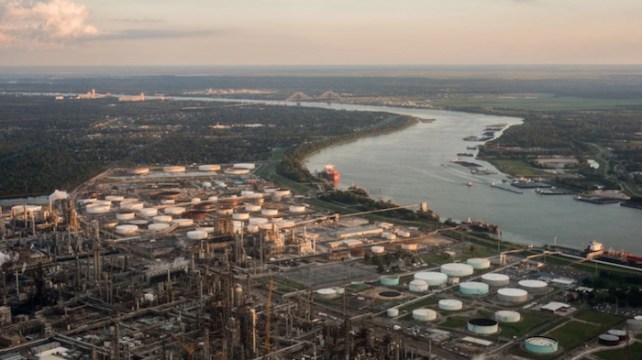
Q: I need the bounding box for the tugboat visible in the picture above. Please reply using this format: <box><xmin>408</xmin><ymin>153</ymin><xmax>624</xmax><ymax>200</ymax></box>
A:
<box><xmin>467</xmin><ymin>181</ymin><xmax>473</xmax><ymax>187</ymax></box>
<box><xmin>322</xmin><ymin>164</ymin><xmax>340</xmax><ymax>187</ymax></box>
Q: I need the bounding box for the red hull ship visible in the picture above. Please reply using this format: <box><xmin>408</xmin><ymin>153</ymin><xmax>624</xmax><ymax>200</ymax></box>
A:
<box><xmin>323</xmin><ymin>164</ymin><xmax>340</xmax><ymax>187</ymax></box>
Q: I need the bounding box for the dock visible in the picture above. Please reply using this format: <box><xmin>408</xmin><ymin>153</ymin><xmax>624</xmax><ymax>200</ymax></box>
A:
<box><xmin>490</xmin><ymin>183</ymin><xmax>523</xmax><ymax>194</ymax></box>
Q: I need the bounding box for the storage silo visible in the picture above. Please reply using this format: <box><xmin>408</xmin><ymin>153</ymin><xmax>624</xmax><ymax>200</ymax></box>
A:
<box><xmin>414</xmin><ymin>272</ymin><xmax>447</xmax><ymax>286</ymax></box>
<box><xmin>481</xmin><ymin>273</ymin><xmax>510</xmax><ymax>287</ymax></box>
<box><xmin>441</xmin><ymin>263</ymin><xmax>474</xmax><ymax>277</ymax></box>
<box><xmin>467</xmin><ymin>258</ymin><xmax>491</xmax><ymax>270</ymax></box>
<box><xmin>439</xmin><ymin>299</ymin><xmax>463</xmax><ymax>311</ymax></box>
<box><xmin>459</xmin><ymin>282</ymin><xmax>489</xmax><ymax>295</ymax></box>
<box><xmin>497</xmin><ymin>288</ymin><xmax>528</xmax><ymax>303</ymax></box>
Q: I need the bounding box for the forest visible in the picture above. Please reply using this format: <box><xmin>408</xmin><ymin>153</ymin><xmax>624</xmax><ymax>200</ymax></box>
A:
<box><xmin>0</xmin><ymin>95</ymin><xmax>399</xmax><ymax>197</ymax></box>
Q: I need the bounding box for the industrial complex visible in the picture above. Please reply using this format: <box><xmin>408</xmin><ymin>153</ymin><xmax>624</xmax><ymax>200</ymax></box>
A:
<box><xmin>1</xmin><ymin>163</ymin><xmax>641</xmax><ymax>360</ymax></box>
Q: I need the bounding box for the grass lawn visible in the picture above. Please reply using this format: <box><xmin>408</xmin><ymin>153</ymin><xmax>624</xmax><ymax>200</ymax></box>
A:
<box><xmin>398</xmin><ymin>296</ymin><xmax>440</xmax><ymax>312</ymax></box>
<box><xmin>440</xmin><ymin>316</ymin><xmax>469</xmax><ymax>330</ymax></box>
<box><xmin>418</xmin><ymin>253</ymin><xmax>452</xmax><ymax>265</ymax></box>
<box><xmin>594</xmin><ymin>342</ymin><xmax>642</xmax><ymax>360</ymax></box>
<box><xmin>545</xmin><ymin>320</ymin><xmax>602</xmax><ymax>350</ymax></box>
<box><xmin>573</xmin><ymin>309</ymin><xmax>626</xmax><ymax>328</ymax></box>
<box><xmin>499</xmin><ymin>312</ymin><xmax>555</xmax><ymax>338</ymax></box>
<box><xmin>486</xmin><ymin>159</ymin><xmax>549</xmax><ymax>177</ymax></box>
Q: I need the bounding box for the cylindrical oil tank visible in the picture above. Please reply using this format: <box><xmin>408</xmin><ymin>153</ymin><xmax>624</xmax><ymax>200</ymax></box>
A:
<box><xmin>115</xmin><ymin>224</ymin><xmax>138</xmax><ymax>235</ymax></box>
<box><xmin>86</xmin><ymin>204</ymin><xmax>111</xmax><ymax>214</ymax></box>
<box><xmin>208</xmin><ymin>195</ymin><xmax>219</xmax><ymax>202</ymax></box>
<box><xmin>128</xmin><ymin>167</ymin><xmax>150</xmax><ymax>175</ymax></box>
<box><xmin>116</xmin><ymin>212</ymin><xmax>135</xmax><ymax>221</ymax></box>
<box><xmin>122</xmin><ymin>202</ymin><xmax>144</xmax><ymax>211</ymax></box>
<box><xmin>387</xmin><ymin>308</ymin><xmax>399</xmax><ymax>317</ymax></box>
<box><xmin>518</xmin><ymin>280</ymin><xmax>548</xmax><ymax>294</ymax></box>
<box><xmin>172</xmin><ymin>218</ymin><xmax>194</xmax><ymax>227</ymax></box>
<box><xmin>196</xmin><ymin>227</ymin><xmax>214</xmax><ymax>233</ymax></box>
<box><xmin>459</xmin><ymin>281</ymin><xmax>489</xmax><ymax>295</ymax></box>
<box><xmin>382</xmin><ymin>232</ymin><xmax>397</xmax><ymax>240</ymax></box>
<box><xmin>524</xmin><ymin>337</ymin><xmax>559</xmax><ymax>354</ymax></box>
<box><xmin>467</xmin><ymin>258</ymin><xmax>491</xmax><ymax>270</ymax></box>
<box><xmin>598</xmin><ymin>334</ymin><xmax>620</xmax><ymax>346</ymax></box>
<box><xmin>414</xmin><ymin>272</ymin><xmax>447</xmax><ymax>286</ymax></box>
<box><xmin>380</xmin><ymin>275</ymin><xmax>400</xmax><ymax>286</ymax></box>
<box><xmin>481</xmin><ymin>273</ymin><xmax>510</xmax><ymax>287</ymax></box>
<box><xmin>191</xmin><ymin>198</ymin><xmax>201</xmax><ymax>205</ymax></box>
<box><xmin>148</xmin><ymin>223</ymin><xmax>170</xmax><ymax>232</ymax></box>
<box><xmin>187</xmin><ymin>230</ymin><xmax>208</xmax><ymax>240</ymax></box>
<box><xmin>217</xmin><ymin>207</ymin><xmax>234</xmax><ymax>216</ymax></box>
<box><xmin>441</xmin><ymin>263</ymin><xmax>474</xmax><ymax>277</ymax></box>
<box><xmin>467</xmin><ymin>318</ymin><xmax>498</xmax><ymax>335</ymax></box>
<box><xmin>160</xmin><ymin>199</ymin><xmax>175</xmax><ymax>205</ymax></box>
<box><xmin>289</xmin><ymin>205</ymin><xmax>306</xmax><ymax>213</ymax></box>
<box><xmin>105</xmin><ymin>195</ymin><xmax>125</xmax><ymax>202</ymax></box>
<box><xmin>245</xmin><ymin>204</ymin><xmax>261</xmax><ymax>212</ymax></box>
<box><xmin>139</xmin><ymin>208</ymin><xmax>158</xmax><ymax>217</ymax></box>
<box><xmin>412</xmin><ymin>309</ymin><xmax>437</xmax><ymax>322</ymax></box>
<box><xmin>276</xmin><ymin>220</ymin><xmax>296</xmax><ymax>228</ymax></box>
<box><xmin>316</xmin><ymin>288</ymin><xmax>337</xmax><ymax>300</ymax></box>
<box><xmin>497</xmin><ymin>288</ymin><xmax>528</xmax><ymax>303</ymax></box>
<box><xmin>371</xmin><ymin>246</ymin><xmax>385</xmax><ymax>254</ymax></box>
<box><xmin>233</xmin><ymin>212</ymin><xmax>250</xmax><ymax>221</ymax></box>
<box><xmin>495</xmin><ymin>310</ymin><xmax>521</xmax><ymax>323</ymax></box>
<box><xmin>249</xmin><ymin>217</ymin><xmax>269</xmax><ymax>225</ymax></box>
<box><xmin>164</xmin><ymin>207</ymin><xmax>186</xmax><ymax>215</ymax></box>
<box><xmin>225</xmin><ymin>168</ymin><xmax>250</xmax><ymax>175</ymax></box>
<box><xmin>400</xmin><ymin>243</ymin><xmax>418</xmax><ymax>251</ymax></box>
<box><xmin>273</xmin><ymin>189</ymin><xmax>291</xmax><ymax>198</ymax></box>
<box><xmin>626</xmin><ymin>317</ymin><xmax>642</xmax><ymax>331</ymax></box>
<box><xmin>199</xmin><ymin>164</ymin><xmax>220</xmax><ymax>172</ymax></box>
<box><xmin>408</xmin><ymin>280</ymin><xmax>429</xmax><ymax>292</ymax></box>
<box><xmin>163</xmin><ymin>166</ymin><xmax>185</xmax><ymax>173</ymax></box>
<box><xmin>607</xmin><ymin>329</ymin><xmax>627</xmax><ymax>341</ymax></box>
<box><xmin>153</xmin><ymin>215</ymin><xmax>172</xmax><ymax>223</ymax></box>
<box><xmin>129</xmin><ymin>219</ymin><xmax>149</xmax><ymax>226</ymax></box>
<box><xmin>261</xmin><ymin>208</ymin><xmax>278</xmax><ymax>217</ymax></box>
<box><xmin>439</xmin><ymin>299</ymin><xmax>463</xmax><ymax>311</ymax></box>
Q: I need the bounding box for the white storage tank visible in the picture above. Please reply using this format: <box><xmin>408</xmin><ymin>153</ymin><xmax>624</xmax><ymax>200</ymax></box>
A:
<box><xmin>441</xmin><ymin>263</ymin><xmax>474</xmax><ymax>277</ymax></box>
<box><xmin>121</xmin><ymin>202</ymin><xmax>144</xmax><ymax>211</ymax></box>
<box><xmin>408</xmin><ymin>280</ymin><xmax>429</xmax><ymax>292</ymax></box>
<box><xmin>382</xmin><ymin>232</ymin><xmax>397</xmax><ymax>240</ymax></box>
<box><xmin>626</xmin><ymin>316</ymin><xmax>642</xmax><ymax>331</ymax></box>
<box><xmin>105</xmin><ymin>195</ymin><xmax>125</xmax><ymax>202</ymax></box>
<box><xmin>387</xmin><ymin>308</ymin><xmax>399</xmax><ymax>317</ymax></box>
<box><xmin>400</xmin><ymin>243</ymin><xmax>418</xmax><ymax>251</ymax></box>
<box><xmin>199</xmin><ymin>164</ymin><xmax>221</xmax><ymax>172</ymax></box>
<box><xmin>288</xmin><ymin>205</ymin><xmax>306</xmax><ymax>213</ymax></box>
<box><xmin>467</xmin><ymin>318</ymin><xmax>498</xmax><ymax>335</ymax></box>
<box><xmin>191</xmin><ymin>198</ymin><xmax>201</xmax><ymax>205</ymax></box>
<box><xmin>495</xmin><ymin>310</ymin><xmax>521</xmax><ymax>323</ymax></box>
<box><xmin>86</xmin><ymin>204</ymin><xmax>111</xmax><ymax>214</ymax></box>
<box><xmin>380</xmin><ymin>275</ymin><xmax>400</xmax><ymax>286</ymax></box>
<box><xmin>164</xmin><ymin>207</ymin><xmax>186</xmax><ymax>215</ymax></box>
<box><xmin>276</xmin><ymin>220</ymin><xmax>296</xmax><ymax>228</ymax></box>
<box><xmin>225</xmin><ymin>168</ymin><xmax>250</xmax><ymax>175</ymax></box>
<box><xmin>245</xmin><ymin>204</ymin><xmax>261</xmax><ymax>212</ymax></box>
<box><xmin>115</xmin><ymin>224</ymin><xmax>138</xmax><ymax>235</ymax></box>
<box><xmin>439</xmin><ymin>299</ymin><xmax>463</xmax><ymax>311</ymax></box>
<box><xmin>208</xmin><ymin>196</ymin><xmax>219</xmax><ymax>202</ymax></box>
<box><xmin>524</xmin><ymin>337</ymin><xmax>559</xmax><ymax>355</ymax></box>
<box><xmin>316</xmin><ymin>288</ymin><xmax>338</xmax><ymax>300</ymax></box>
<box><xmin>233</xmin><ymin>212</ymin><xmax>251</xmax><ymax>221</ymax></box>
<box><xmin>128</xmin><ymin>167</ymin><xmax>150</xmax><ymax>175</ymax></box>
<box><xmin>129</xmin><ymin>219</ymin><xmax>149</xmax><ymax>226</ymax></box>
<box><xmin>261</xmin><ymin>208</ymin><xmax>279</xmax><ymax>217</ymax></box>
<box><xmin>467</xmin><ymin>257</ymin><xmax>491</xmax><ymax>270</ymax></box>
<box><xmin>163</xmin><ymin>166</ymin><xmax>185</xmax><ymax>173</ymax></box>
<box><xmin>459</xmin><ymin>281</ymin><xmax>489</xmax><ymax>295</ymax></box>
<box><xmin>196</xmin><ymin>227</ymin><xmax>214</xmax><ymax>233</ymax></box>
<box><xmin>148</xmin><ymin>223</ymin><xmax>170</xmax><ymax>232</ymax></box>
<box><xmin>160</xmin><ymin>199</ymin><xmax>175</xmax><ymax>205</ymax></box>
<box><xmin>481</xmin><ymin>273</ymin><xmax>510</xmax><ymax>287</ymax></box>
<box><xmin>497</xmin><ymin>288</ymin><xmax>528</xmax><ymax>303</ymax></box>
<box><xmin>518</xmin><ymin>280</ymin><xmax>549</xmax><ymax>294</ymax></box>
<box><xmin>234</xmin><ymin>163</ymin><xmax>256</xmax><ymax>170</ymax></box>
<box><xmin>116</xmin><ymin>212</ymin><xmax>135</xmax><ymax>221</ymax></box>
<box><xmin>249</xmin><ymin>217</ymin><xmax>269</xmax><ymax>225</ymax></box>
<box><xmin>153</xmin><ymin>215</ymin><xmax>173</xmax><ymax>223</ymax></box>
<box><xmin>414</xmin><ymin>272</ymin><xmax>448</xmax><ymax>286</ymax></box>
<box><xmin>371</xmin><ymin>246</ymin><xmax>385</xmax><ymax>254</ymax></box>
<box><xmin>217</xmin><ymin>207</ymin><xmax>234</xmax><ymax>216</ymax></box>
<box><xmin>412</xmin><ymin>309</ymin><xmax>437</xmax><ymax>322</ymax></box>
<box><xmin>139</xmin><ymin>208</ymin><xmax>158</xmax><ymax>217</ymax></box>
<box><xmin>187</xmin><ymin>230</ymin><xmax>208</xmax><ymax>240</ymax></box>
<box><xmin>172</xmin><ymin>218</ymin><xmax>194</xmax><ymax>227</ymax></box>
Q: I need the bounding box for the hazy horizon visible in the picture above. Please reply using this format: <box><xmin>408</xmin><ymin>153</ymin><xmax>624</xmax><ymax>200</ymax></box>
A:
<box><xmin>1</xmin><ymin>1</ymin><xmax>641</xmax><ymax>67</ymax></box>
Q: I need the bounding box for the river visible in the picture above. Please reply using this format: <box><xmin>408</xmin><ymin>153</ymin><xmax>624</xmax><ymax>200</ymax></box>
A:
<box><xmin>8</xmin><ymin>94</ymin><xmax>642</xmax><ymax>254</ymax></box>
<box><xmin>302</xmin><ymin>103</ymin><xmax>642</xmax><ymax>254</ymax></box>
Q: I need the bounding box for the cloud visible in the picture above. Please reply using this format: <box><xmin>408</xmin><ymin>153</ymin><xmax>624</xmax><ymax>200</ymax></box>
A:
<box><xmin>0</xmin><ymin>0</ymin><xmax>98</xmax><ymax>48</ymax></box>
<box><xmin>91</xmin><ymin>28</ymin><xmax>222</xmax><ymax>41</ymax></box>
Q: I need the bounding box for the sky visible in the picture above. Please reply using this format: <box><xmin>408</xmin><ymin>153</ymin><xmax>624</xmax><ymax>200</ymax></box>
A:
<box><xmin>0</xmin><ymin>0</ymin><xmax>641</xmax><ymax>66</ymax></box>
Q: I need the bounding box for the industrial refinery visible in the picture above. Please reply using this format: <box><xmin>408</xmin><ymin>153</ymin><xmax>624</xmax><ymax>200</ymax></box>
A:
<box><xmin>0</xmin><ymin>163</ymin><xmax>641</xmax><ymax>360</ymax></box>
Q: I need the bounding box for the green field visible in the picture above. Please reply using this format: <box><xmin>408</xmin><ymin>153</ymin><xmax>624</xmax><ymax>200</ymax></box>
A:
<box><xmin>594</xmin><ymin>342</ymin><xmax>642</xmax><ymax>360</ymax></box>
<box><xmin>573</xmin><ymin>310</ymin><xmax>626</xmax><ymax>328</ymax></box>
<box><xmin>440</xmin><ymin>316</ymin><xmax>469</xmax><ymax>330</ymax></box>
<box><xmin>433</xmin><ymin>93</ymin><xmax>642</xmax><ymax>111</ymax></box>
<box><xmin>499</xmin><ymin>312</ymin><xmax>555</xmax><ymax>339</ymax></box>
<box><xmin>485</xmin><ymin>159</ymin><xmax>550</xmax><ymax>177</ymax></box>
<box><xmin>545</xmin><ymin>320</ymin><xmax>603</xmax><ymax>350</ymax></box>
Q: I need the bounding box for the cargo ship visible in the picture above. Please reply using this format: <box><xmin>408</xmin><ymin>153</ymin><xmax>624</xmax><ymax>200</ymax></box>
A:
<box><xmin>584</xmin><ymin>241</ymin><xmax>642</xmax><ymax>266</ymax></box>
<box><xmin>465</xmin><ymin>218</ymin><xmax>501</xmax><ymax>235</ymax></box>
<box><xmin>322</xmin><ymin>164</ymin><xmax>340</xmax><ymax>187</ymax></box>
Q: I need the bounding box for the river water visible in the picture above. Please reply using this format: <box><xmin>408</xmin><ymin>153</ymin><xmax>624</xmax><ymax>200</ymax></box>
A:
<box><xmin>7</xmin><ymin>94</ymin><xmax>642</xmax><ymax>253</ymax></box>
<box><xmin>302</xmin><ymin>103</ymin><xmax>642</xmax><ymax>254</ymax></box>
